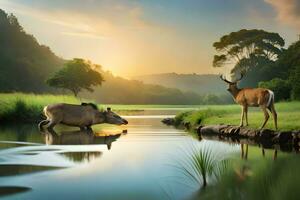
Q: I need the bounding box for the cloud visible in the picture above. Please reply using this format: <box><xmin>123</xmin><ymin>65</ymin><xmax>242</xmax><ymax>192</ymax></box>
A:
<box><xmin>0</xmin><ymin>0</ymin><xmax>161</xmax><ymax>39</ymax></box>
<box><xmin>265</xmin><ymin>0</ymin><xmax>300</xmax><ymax>30</ymax></box>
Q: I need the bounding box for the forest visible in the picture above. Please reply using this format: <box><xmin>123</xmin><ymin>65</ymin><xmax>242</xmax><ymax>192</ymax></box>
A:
<box><xmin>0</xmin><ymin>9</ymin><xmax>299</xmax><ymax>104</ymax></box>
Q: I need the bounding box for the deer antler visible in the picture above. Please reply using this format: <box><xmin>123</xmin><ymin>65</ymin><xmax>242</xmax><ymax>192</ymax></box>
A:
<box><xmin>235</xmin><ymin>72</ymin><xmax>244</xmax><ymax>82</ymax></box>
<box><xmin>220</xmin><ymin>74</ymin><xmax>233</xmax><ymax>84</ymax></box>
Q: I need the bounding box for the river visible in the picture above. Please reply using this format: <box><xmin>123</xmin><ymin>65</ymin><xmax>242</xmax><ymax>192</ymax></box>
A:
<box><xmin>0</xmin><ymin>109</ymin><xmax>282</xmax><ymax>200</ymax></box>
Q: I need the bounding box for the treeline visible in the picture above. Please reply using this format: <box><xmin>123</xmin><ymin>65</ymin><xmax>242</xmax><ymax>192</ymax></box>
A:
<box><xmin>0</xmin><ymin>9</ymin><xmax>232</xmax><ymax>105</ymax></box>
<box><xmin>133</xmin><ymin>73</ymin><xmax>227</xmax><ymax>95</ymax></box>
<box><xmin>0</xmin><ymin>10</ymin><xmax>63</xmax><ymax>92</ymax></box>
<box><xmin>83</xmin><ymin>70</ymin><xmax>233</xmax><ymax>104</ymax></box>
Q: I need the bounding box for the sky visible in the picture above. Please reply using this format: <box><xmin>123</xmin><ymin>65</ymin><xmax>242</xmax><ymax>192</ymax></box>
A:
<box><xmin>0</xmin><ymin>0</ymin><xmax>299</xmax><ymax>77</ymax></box>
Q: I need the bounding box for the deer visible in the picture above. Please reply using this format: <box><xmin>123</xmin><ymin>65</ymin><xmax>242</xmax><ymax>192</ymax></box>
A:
<box><xmin>220</xmin><ymin>73</ymin><xmax>277</xmax><ymax>130</ymax></box>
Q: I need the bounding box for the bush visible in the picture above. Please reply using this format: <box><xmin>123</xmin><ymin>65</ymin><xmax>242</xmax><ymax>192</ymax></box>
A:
<box><xmin>289</xmin><ymin>65</ymin><xmax>300</xmax><ymax>100</ymax></box>
<box><xmin>258</xmin><ymin>78</ymin><xmax>291</xmax><ymax>101</ymax></box>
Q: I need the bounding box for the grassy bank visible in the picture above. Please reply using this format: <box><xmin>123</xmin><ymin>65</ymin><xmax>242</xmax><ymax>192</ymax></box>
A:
<box><xmin>174</xmin><ymin>102</ymin><xmax>300</xmax><ymax>131</ymax></box>
<box><xmin>0</xmin><ymin>93</ymin><xmax>79</xmax><ymax>122</ymax></box>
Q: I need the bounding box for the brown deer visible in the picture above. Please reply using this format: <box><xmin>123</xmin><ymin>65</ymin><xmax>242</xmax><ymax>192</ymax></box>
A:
<box><xmin>220</xmin><ymin>73</ymin><xmax>277</xmax><ymax>130</ymax></box>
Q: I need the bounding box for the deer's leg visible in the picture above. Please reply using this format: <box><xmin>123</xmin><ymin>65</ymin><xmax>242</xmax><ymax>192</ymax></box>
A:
<box><xmin>244</xmin><ymin>106</ymin><xmax>249</xmax><ymax>126</ymax></box>
<box><xmin>273</xmin><ymin>149</ymin><xmax>278</xmax><ymax>160</ymax></box>
<box><xmin>269</xmin><ymin>104</ymin><xmax>278</xmax><ymax>130</ymax></box>
<box><xmin>241</xmin><ymin>143</ymin><xmax>244</xmax><ymax>159</ymax></box>
<box><xmin>260</xmin><ymin>106</ymin><xmax>269</xmax><ymax>129</ymax></box>
<box><xmin>262</xmin><ymin>148</ymin><xmax>265</xmax><ymax>157</ymax></box>
<box><xmin>239</xmin><ymin>106</ymin><xmax>245</xmax><ymax>127</ymax></box>
<box><xmin>47</xmin><ymin>118</ymin><xmax>61</xmax><ymax>133</ymax></box>
<box><xmin>245</xmin><ymin>144</ymin><xmax>248</xmax><ymax>160</ymax></box>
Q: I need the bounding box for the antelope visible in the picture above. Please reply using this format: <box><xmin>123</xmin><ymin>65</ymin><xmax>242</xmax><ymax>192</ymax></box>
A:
<box><xmin>220</xmin><ymin>73</ymin><xmax>277</xmax><ymax>130</ymax></box>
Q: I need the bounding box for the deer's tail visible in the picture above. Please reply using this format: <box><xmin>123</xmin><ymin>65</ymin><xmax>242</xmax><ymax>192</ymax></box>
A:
<box><xmin>267</xmin><ymin>90</ymin><xmax>274</xmax><ymax>108</ymax></box>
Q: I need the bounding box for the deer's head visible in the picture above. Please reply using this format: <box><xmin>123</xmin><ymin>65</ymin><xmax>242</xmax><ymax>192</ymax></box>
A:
<box><xmin>220</xmin><ymin>73</ymin><xmax>244</xmax><ymax>94</ymax></box>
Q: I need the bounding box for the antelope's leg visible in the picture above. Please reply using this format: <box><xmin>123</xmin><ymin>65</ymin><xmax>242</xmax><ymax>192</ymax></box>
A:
<box><xmin>244</xmin><ymin>106</ymin><xmax>249</xmax><ymax>126</ymax></box>
<box><xmin>260</xmin><ymin>106</ymin><xmax>270</xmax><ymax>129</ymax></box>
<box><xmin>239</xmin><ymin>106</ymin><xmax>245</xmax><ymax>127</ymax></box>
<box><xmin>262</xmin><ymin>148</ymin><xmax>265</xmax><ymax>157</ymax></box>
<box><xmin>269</xmin><ymin>104</ymin><xmax>278</xmax><ymax>130</ymax></box>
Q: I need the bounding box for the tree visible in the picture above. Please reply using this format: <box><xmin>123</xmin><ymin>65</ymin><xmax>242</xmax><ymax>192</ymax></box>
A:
<box><xmin>213</xmin><ymin>29</ymin><xmax>285</xmax><ymax>86</ymax></box>
<box><xmin>289</xmin><ymin>65</ymin><xmax>300</xmax><ymax>100</ymax></box>
<box><xmin>258</xmin><ymin>78</ymin><xmax>291</xmax><ymax>101</ymax></box>
<box><xmin>47</xmin><ymin>58</ymin><xmax>104</xmax><ymax>97</ymax></box>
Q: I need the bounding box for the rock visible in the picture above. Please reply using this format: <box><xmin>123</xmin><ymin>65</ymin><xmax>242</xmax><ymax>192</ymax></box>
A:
<box><xmin>161</xmin><ymin>118</ymin><xmax>175</xmax><ymax>125</ymax></box>
<box><xmin>273</xmin><ymin>131</ymin><xmax>293</xmax><ymax>144</ymax></box>
<box><xmin>258</xmin><ymin>129</ymin><xmax>276</xmax><ymax>141</ymax></box>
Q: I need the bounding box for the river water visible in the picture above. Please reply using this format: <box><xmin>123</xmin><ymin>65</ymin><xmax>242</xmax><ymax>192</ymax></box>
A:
<box><xmin>0</xmin><ymin>109</ymin><xmax>281</xmax><ymax>200</ymax></box>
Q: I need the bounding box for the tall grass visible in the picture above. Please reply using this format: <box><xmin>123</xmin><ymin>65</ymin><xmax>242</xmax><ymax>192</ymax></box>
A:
<box><xmin>173</xmin><ymin>145</ymin><xmax>231</xmax><ymax>189</ymax></box>
<box><xmin>0</xmin><ymin>93</ymin><xmax>79</xmax><ymax>122</ymax></box>
<box><xmin>200</xmin><ymin>154</ymin><xmax>300</xmax><ymax>200</ymax></box>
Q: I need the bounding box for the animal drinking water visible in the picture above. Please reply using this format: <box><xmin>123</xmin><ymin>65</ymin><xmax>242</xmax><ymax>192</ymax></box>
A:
<box><xmin>220</xmin><ymin>73</ymin><xmax>277</xmax><ymax>130</ymax></box>
<box><xmin>39</xmin><ymin>103</ymin><xmax>128</xmax><ymax>131</ymax></box>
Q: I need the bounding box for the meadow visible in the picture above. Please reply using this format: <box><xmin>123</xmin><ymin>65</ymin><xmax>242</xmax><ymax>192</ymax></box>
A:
<box><xmin>174</xmin><ymin>102</ymin><xmax>300</xmax><ymax>131</ymax></box>
<box><xmin>0</xmin><ymin>93</ymin><xmax>300</xmax><ymax>131</ymax></box>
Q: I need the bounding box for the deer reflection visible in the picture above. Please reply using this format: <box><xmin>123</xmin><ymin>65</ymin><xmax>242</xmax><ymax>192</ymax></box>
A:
<box><xmin>42</xmin><ymin>129</ymin><xmax>123</xmax><ymax>150</ymax></box>
<box><xmin>240</xmin><ymin>143</ymin><xmax>278</xmax><ymax>160</ymax></box>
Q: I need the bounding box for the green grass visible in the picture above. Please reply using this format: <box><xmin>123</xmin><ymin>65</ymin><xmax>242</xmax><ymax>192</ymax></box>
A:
<box><xmin>0</xmin><ymin>93</ymin><xmax>80</xmax><ymax>122</ymax></box>
<box><xmin>1</xmin><ymin>93</ymin><xmax>299</xmax><ymax>130</ymax></box>
<box><xmin>174</xmin><ymin>101</ymin><xmax>300</xmax><ymax>131</ymax></box>
<box><xmin>200</xmin><ymin>154</ymin><xmax>300</xmax><ymax>200</ymax></box>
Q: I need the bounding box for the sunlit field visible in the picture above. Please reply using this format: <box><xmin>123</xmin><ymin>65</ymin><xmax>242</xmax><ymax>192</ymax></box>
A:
<box><xmin>1</xmin><ymin>93</ymin><xmax>299</xmax><ymax>131</ymax></box>
<box><xmin>175</xmin><ymin>101</ymin><xmax>300</xmax><ymax>131</ymax></box>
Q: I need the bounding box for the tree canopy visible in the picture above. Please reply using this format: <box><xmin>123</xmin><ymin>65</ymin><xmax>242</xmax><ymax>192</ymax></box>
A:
<box><xmin>213</xmin><ymin>29</ymin><xmax>284</xmax><ymax>70</ymax></box>
<box><xmin>47</xmin><ymin>59</ymin><xmax>104</xmax><ymax>97</ymax></box>
<box><xmin>213</xmin><ymin>29</ymin><xmax>285</xmax><ymax>86</ymax></box>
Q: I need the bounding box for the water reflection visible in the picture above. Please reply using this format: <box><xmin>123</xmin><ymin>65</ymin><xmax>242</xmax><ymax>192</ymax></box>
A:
<box><xmin>60</xmin><ymin>152</ymin><xmax>102</xmax><ymax>163</ymax></box>
<box><xmin>42</xmin><ymin>130</ymin><xmax>123</xmax><ymax>150</ymax></box>
<box><xmin>200</xmin><ymin>134</ymin><xmax>297</xmax><ymax>155</ymax></box>
<box><xmin>0</xmin><ymin>164</ymin><xmax>64</xmax><ymax>176</ymax></box>
<box><xmin>240</xmin><ymin>143</ymin><xmax>278</xmax><ymax>160</ymax></box>
<box><xmin>0</xmin><ymin>186</ymin><xmax>31</xmax><ymax>197</ymax></box>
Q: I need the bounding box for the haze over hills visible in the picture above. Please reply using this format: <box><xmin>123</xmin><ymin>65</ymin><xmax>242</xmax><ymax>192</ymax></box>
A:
<box><xmin>132</xmin><ymin>73</ymin><xmax>227</xmax><ymax>95</ymax></box>
<box><xmin>0</xmin><ymin>9</ymin><xmax>232</xmax><ymax>104</ymax></box>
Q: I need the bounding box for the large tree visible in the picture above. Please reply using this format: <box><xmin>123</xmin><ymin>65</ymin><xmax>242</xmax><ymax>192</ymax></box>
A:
<box><xmin>213</xmin><ymin>29</ymin><xmax>285</xmax><ymax>86</ymax></box>
<box><xmin>47</xmin><ymin>58</ymin><xmax>104</xmax><ymax>97</ymax></box>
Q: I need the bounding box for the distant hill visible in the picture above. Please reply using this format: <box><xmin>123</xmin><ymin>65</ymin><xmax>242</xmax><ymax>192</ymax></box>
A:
<box><xmin>0</xmin><ymin>9</ymin><xmax>64</xmax><ymax>92</ymax></box>
<box><xmin>0</xmin><ymin>9</ymin><xmax>232</xmax><ymax>104</ymax></box>
<box><xmin>132</xmin><ymin>73</ymin><xmax>227</xmax><ymax>95</ymax></box>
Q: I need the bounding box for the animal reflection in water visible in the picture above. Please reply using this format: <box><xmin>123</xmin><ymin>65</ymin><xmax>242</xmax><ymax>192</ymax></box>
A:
<box><xmin>240</xmin><ymin>143</ymin><xmax>278</xmax><ymax>160</ymax></box>
<box><xmin>42</xmin><ymin>129</ymin><xmax>123</xmax><ymax>150</ymax></box>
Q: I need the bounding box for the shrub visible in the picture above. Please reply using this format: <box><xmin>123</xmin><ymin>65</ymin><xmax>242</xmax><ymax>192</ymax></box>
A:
<box><xmin>258</xmin><ymin>78</ymin><xmax>291</xmax><ymax>101</ymax></box>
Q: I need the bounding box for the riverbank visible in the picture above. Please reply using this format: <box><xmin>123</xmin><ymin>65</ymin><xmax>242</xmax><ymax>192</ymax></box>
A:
<box><xmin>166</xmin><ymin>102</ymin><xmax>300</xmax><ymax>131</ymax></box>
